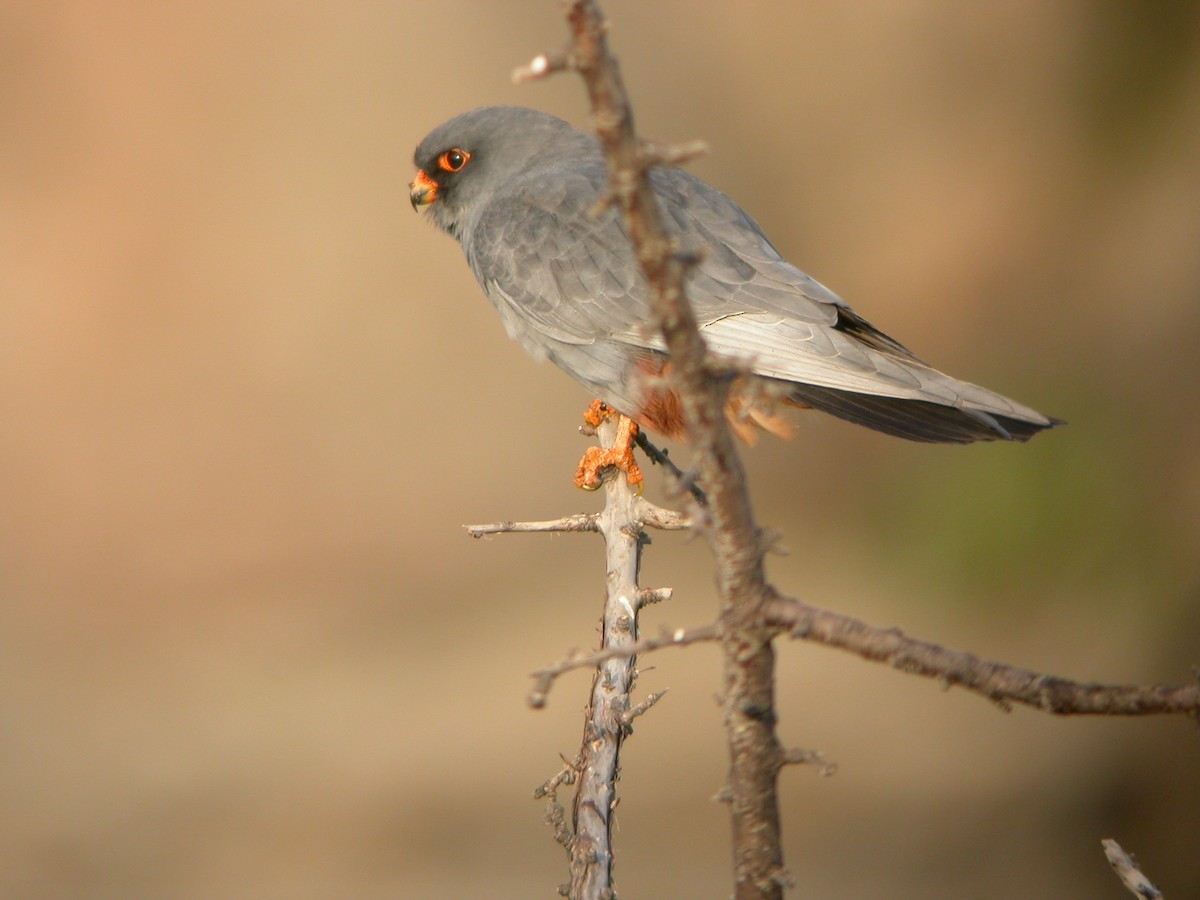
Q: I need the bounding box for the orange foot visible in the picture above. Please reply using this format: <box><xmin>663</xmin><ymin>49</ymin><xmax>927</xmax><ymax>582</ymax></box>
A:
<box><xmin>573</xmin><ymin>400</ymin><xmax>644</xmax><ymax>493</ymax></box>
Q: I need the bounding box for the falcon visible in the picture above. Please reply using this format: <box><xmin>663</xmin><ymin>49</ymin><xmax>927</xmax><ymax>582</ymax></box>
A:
<box><xmin>410</xmin><ymin>106</ymin><xmax>1058</xmax><ymax>488</ymax></box>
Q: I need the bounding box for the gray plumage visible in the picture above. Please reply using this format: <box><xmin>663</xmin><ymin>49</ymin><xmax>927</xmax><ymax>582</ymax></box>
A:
<box><xmin>411</xmin><ymin>106</ymin><xmax>1058</xmax><ymax>443</ymax></box>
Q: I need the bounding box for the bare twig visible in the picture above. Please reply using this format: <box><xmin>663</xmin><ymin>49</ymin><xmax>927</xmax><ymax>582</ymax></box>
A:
<box><xmin>765</xmin><ymin>593</ymin><xmax>1200</xmax><ymax>716</ymax></box>
<box><xmin>779</xmin><ymin>748</ymin><xmax>838</xmax><ymax>778</ymax></box>
<box><xmin>530</xmin><ymin>623</ymin><xmax>719</xmax><ymax>708</ymax></box>
<box><xmin>1102</xmin><ymin>838</ymin><xmax>1164</xmax><ymax>899</ymax></box>
<box><xmin>536</xmin><ymin>755</ymin><xmax>582</xmax><ymax>800</ymax></box>
<box><xmin>638</xmin><ymin>587</ymin><xmax>673</xmax><ymax>606</ymax></box>
<box><xmin>537</xmin><ymin>756</ymin><xmax>581</xmax><ymax>859</ymax></box>
<box><xmin>466</xmin><ymin>500</ymin><xmax>689</xmax><ymax>539</ymax></box>
<box><xmin>634</xmin><ymin>429</ymin><xmax>707</xmax><ymax>507</ymax></box>
<box><xmin>466</xmin><ymin>514</ymin><xmax>599</xmax><ymax>537</ymax></box>
<box><xmin>512</xmin><ymin>51</ymin><xmax>572</xmax><ymax>85</ymax></box>
<box><xmin>621</xmin><ymin>689</ymin><xmax>669</xmax><ymax>727</ymax></box>
<box><xmin>634</xmin><ymin>499</ymin><xmax>692</xmax><ymax>531</ymax></box>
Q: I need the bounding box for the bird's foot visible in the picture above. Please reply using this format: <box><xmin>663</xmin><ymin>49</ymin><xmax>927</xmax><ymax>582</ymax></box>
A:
<box><xmin>573</xmin><ymin>400</ymin><xmax>644</xmax><ymax>493</ymax></box>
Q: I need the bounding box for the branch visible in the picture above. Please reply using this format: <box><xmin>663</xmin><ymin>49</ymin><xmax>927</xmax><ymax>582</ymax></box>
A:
<box><xmin>525</xmin><ymin>4</ymin><xmax>790</xmax><ymax>897</ymax></box>
<box><xmin>466</xmin><ymin>500</ymin><xmax>689</xmax><ymax>539</ymax></box>
<box><xmin>466</xmin><ymin>514</ymin><xmax>598</xmax><ymax>537</ymax></box>
<box><xmin>635</xmin><ymin>429</ymin><xmax>708</xmax><ymax>507</ymax></box>
<box><xmin>567</xmin><ymin>413</ymin><xmax>666</xmax><ymax>898</ymax></box>
<box><xmin>529</xmin><ymin>624</ymin><xmax>719</xmax><ymax>708</ymax></box>
<box><xmin>529</xmin><ymin>592</ymin><xmax>1200</xmax><ymax>717</ymax></box>
<box><xmin>1102</xmin><ymin>839</ymin><xmax>1163</xmax><ymax>899</ymax></box>
<box><xmin>765</xmin><ymin>593</ymin><xmax>1200</xmax><ymax>716</ymax></box>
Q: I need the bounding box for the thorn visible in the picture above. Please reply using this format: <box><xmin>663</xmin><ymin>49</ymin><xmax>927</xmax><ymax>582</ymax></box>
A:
<box><xmin>638</xmin><ymin>587</ymin><xmax>673</xmax><ymax>606</ymax></box>
<box><xmin>757</xmin><ymin>527</ymin><xmax>787</xmax><ymax>558</ymax></box>
<box><xmin>638</xmin><ymin>138</ymin><xmax>709</xmax><ymax>169</ymax></box>
<box><xmin>780</xmin><ymin>747</ymin><xmax>838</xmax><ymax>777</ymax></box>
<box><xmin>770</xmin><ymin>867</ymin><xmax>797</xmax><ymax>890</ymax></box>
<box><xmin>620</xmin><ymin>689</ymin><xmax>668</xmax><ymax>728</ymax></box>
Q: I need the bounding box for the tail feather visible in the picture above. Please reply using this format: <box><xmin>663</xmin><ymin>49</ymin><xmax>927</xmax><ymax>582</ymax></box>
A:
<box><xmin>786</xmin><ymin>383</ymin><xmax>1060</xmax><ymax>444</ymax></box>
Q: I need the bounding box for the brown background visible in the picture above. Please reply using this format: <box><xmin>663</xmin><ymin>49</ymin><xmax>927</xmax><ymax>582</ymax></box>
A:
<box><xmin>3</xmin><ymin>2</ymin><xmax>1198</xmax><ymax>897</ymax></box>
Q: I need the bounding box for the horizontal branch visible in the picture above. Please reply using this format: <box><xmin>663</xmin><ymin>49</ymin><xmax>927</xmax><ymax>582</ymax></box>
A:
<box><xmin>466</xmin><ymin>498</ymin><xmax>689</xmax><ymax>539</ymax></box>
<box><xmin>531</xmin><ymin>591</ymin><xmax>1199</xmax><ymax>717</ymax></box>
<box><xmin>765</xmin><ymin>593</ymin><xmax>1200</xmax><ymax>717</ymax></box>
<box><xmin>466</xmin><ymin>514</ymin><xmax>598</xmax><ymax>537</ymax></box>
<box><xmin>529</xmin><ymin>624</ymin><xmax>719</xmax><ymax>708</ymax></box>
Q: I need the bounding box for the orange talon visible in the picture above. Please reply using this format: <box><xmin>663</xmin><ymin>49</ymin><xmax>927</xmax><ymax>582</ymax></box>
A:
<box><xmin>581</xmin><ymin>398</ymin><xmax>609</xmax><ymax>430</ymax></box>
<box><xmin>573</xmin><ymin>401</ymin><xmax>644</xmax><ymax>492</ymax></box>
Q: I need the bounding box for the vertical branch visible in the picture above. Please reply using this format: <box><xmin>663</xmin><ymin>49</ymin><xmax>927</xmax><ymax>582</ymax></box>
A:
<box><xmin>568</xmin><ymin>414</ymin><xmax>644</xmax><ymax>898</ymax></box>
<box><xmin>470</xmin><ymin>426</ymin><xmax>680</xmax><ymax>900</ymax></box>
<box><xmin>542</xmin><ymin>3</ymin><xmax>788</xmax><ymax>896</ymax></box>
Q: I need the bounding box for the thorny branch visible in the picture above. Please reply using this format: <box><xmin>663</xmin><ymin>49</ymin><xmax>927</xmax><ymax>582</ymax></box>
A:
<box><xmin>518</xmin><ymin>3</ymin><xmax>793</xmax><ymax>896</ymax></box>
<box><xmin>528</xmin><ymin>595</ymin><xmax>1200</xmax><ymax>717</ymax></box>
<box><xmin>765</xmin><ymin>594</ymin><xmax>1200</xmax><ymax>717</ymax></box>
<box><xmin>565</xmin><ymin>414</ymin><xmax>640</xmax><ymax>899</ymax></box>
<box><xmin>467</xmin><ymin>414</ymin><xmax>683</xmax><ymax>899</ymax></box>
<box><xmin>529</xmin><ymin>623</ymin><xmax>719</xmax><ymax>710</ymax></box>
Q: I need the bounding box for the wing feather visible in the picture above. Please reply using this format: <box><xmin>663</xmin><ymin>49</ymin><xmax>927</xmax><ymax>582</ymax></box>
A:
<box><xmin>463</xmin><ymin>160</ymin><xmax>1053</xmax><ymax>436</ymax></box>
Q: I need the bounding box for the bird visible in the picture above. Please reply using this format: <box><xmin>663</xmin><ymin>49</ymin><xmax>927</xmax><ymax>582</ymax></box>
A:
<box><xmin>410</xmin><ymin>106</ymin><xmax>1058</xmax><ymax>489</ymax></box>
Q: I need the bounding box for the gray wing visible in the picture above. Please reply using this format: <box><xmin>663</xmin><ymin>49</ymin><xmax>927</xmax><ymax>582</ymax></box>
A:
<box><xmin>465</xmin><ymin>167</ymin><xmax>644</xmax><ymax>353</ymax></box>
<box><xmin>463</xmin><ymin>165</ymin><xmax>861</xmax><ymax>380</ymax></box>
<box><xmin>466</xmin><ymin>164</ymin><xmax>1055</xmax><ymax>441</ymax></box>
<box><xmin>465</xmin><ymin>165</ymin><xmax>852</xmax><ymax>347</ymax></box>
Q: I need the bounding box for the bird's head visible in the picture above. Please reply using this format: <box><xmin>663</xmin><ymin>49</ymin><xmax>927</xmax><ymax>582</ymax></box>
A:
<box><xmin>410</xmin><ymin>106</ymin><xmax>594</xmax><ymax>239</ymax></box>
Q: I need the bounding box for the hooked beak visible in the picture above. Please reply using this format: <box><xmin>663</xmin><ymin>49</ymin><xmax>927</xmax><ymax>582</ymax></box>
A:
<box><xmin>409</xmin><ymin>169</ymin><xmax>437</xmax><ymax>210</ymax></box>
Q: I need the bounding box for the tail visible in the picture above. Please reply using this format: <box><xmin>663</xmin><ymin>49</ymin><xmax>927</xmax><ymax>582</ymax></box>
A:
<box><xmin>785</xmin><ymin>383</ymin><xmax>1062</xmax><ymax>444</ymax></box>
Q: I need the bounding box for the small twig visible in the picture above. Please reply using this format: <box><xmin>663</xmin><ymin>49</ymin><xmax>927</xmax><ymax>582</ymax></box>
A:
<box><xmin>635</xmin><ymin>497</ymin><xmax>692</xmax><ymax>530</ymax></box>
<box><xmin>536</xmin><ymin>756</ymin><xmax>583</xmax><ymax>875</ymax></box>
<box><xmin>778</xmin><ymin>748</ymin><xmax>838</xmax><ymax>778</ymax></box>
<box><xmin>512</xmin><ymin>51</ymin><xmax>572</xmax><ymax>85</ymax></box>
<box><xmin>466</xmin><ymin>499</ymin><xmax>688</xmax><ymax>539</ymax></box>
<box><xmin>621</xmin><ymin>689</ymin><xmax>669</xmax><ymax>727</ymax></box>
<box><xmin>765</xmin><ymin>593</ymin><xmax>1200</xmax><ymax>717</ymax></box>
<box><xmin>536</xmin><ymin>755</ymin><xmax>583</xmax><ymax>800</ymax></box>
<box><xmin>634</xmin><ymin>430</ymin><xmax>707</xmax><ymax>507</ymax></box>
<box><xmin>466</xmin><ymin>514</ymin><xmax>599</xmax><ymax>537</ymax></box>
<box><xmin>639</xmin><ymin>138</ymin><xmax>710</xmax><ymax>168</ymax></box>
<box><xmin>530</xmin><ymin>624</ymin><xmax>720</xmax><ymax>708</ymax></box>
<box><xmin>1102</xmin><ymin>838</ymin><xmax>1163</xmax><ymax>899</ymax></box>
<box><xmin>638</xmin><ymin>587</ymin><xmax>673</xmax><ymax>606</ymax></box>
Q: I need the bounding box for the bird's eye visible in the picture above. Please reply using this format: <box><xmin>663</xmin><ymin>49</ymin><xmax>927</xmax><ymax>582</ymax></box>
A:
<box><xmin>437</xmin><ymin>148</ymin><xmax>471</xmax><ymax>173</ymax></box>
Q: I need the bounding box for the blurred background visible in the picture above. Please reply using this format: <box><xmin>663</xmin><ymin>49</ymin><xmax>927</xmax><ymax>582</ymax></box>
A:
<box><xmin>2</xmin><ymin>2</ymin><xmax>1198</xmax><ymax>897</ymax></box>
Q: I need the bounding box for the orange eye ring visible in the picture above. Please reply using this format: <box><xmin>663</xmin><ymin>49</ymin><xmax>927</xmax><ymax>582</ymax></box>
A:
<box><xmin>437</xmin><ymin>148</ymin><xmax>471</xmax><ymax>173</ymax></box>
